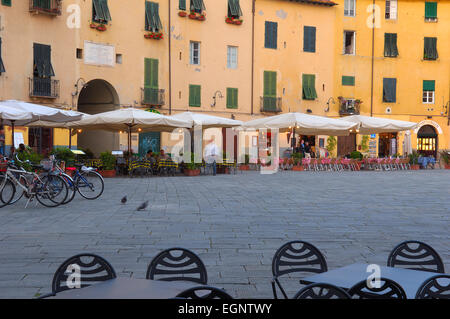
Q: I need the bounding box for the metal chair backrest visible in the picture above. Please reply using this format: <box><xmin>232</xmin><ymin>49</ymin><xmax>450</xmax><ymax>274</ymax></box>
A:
<box><xmin>294</xmin><ymin>283</ymin><xmax>351</xmax><ymax>299</ymax></box>
<box><xmin>415</xmin><ymin>275</ymin><xmax>450</xmax><ymax>299</ymax></box>
<box><xmin>348</xmin><ymin>278</ymin><xmax>407</xmax><ymax>299</ymax></box>
<box><xmin>387</xmin><ymin>241</ymin><xmax>445</xmax><ymax>273</ymax></box>
<box><xmin>176</xmin><ymin>286</ymin><xmax>233</xmax><ymax>299</ymax></box>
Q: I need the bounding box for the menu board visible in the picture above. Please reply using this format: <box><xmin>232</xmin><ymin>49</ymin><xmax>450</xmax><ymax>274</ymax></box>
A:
<box><xmin>369</xmin><ymin>138</ymin><xmax>377</xmax><ymax>157</ymax></box>
<box><xmin>84</xmin><ymin>41</ymin><xmax>115</xmax><ymax>67</ymax></box>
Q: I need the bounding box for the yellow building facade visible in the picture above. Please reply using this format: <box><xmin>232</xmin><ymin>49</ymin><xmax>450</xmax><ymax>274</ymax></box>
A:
<box><xmin>1</xmin><ymin>0</ymin><xmax>449</xmax><ymax>160</ymax></box>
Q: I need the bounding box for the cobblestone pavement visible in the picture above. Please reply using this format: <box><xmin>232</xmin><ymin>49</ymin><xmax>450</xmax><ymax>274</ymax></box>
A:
<box><xmin>0</xmin><ymin>170</ymin><xmax>448</xmax><ymax>298</ymax></box>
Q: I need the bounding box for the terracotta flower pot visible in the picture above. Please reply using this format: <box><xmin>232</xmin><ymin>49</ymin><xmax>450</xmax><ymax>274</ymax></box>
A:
<box><xmin>410</xmin><ymin>164</ymin><xmax>420</xmax><ymax>170</ymax></box>
<box><xmin>197</xmin><ymin>16</ymin><xmax>205</xmax><ymax>21</ymax></box>
<box><xmin>188</xmin><ymin>14</ymin><xmax>197</xmax><ymax>19</ymax></box>
<box><xmin>90</xmin><ymin>23</ymin><xmax>97</xmax><ymax>29</ymax></box>
<box><xmin>445</xmin><ymin>164</ymin><xmax>450</xmax><ymax>169</ymax></box>
<box><xmin>292</xmin><ymin>166</ymin><xmax>304</xmax><ymax>171</ymax></box>
<box><xmin>234</xmin><ymin>20</ymin><xmax>242</xmax><ymax>25</ymax></box>
<box><xmin>178</xmin><ymin>11</ymin><xmax>187</xmax><ymax>17</ymax></box>
<box><xmin>225</xmin><ymin>17</ymin><xmax>233</xmax><ymax>24</ymax></box>
<box><xmin>184</xmin><ymin>169</ymin><xmax>200</xmax><ymax>176</ymax></box>
<box><xmin>96</xmin><ymin>25</ymin><xmax>106</xmax><ymax>31</ymax></box>
<box><xmin>98</xmin><ymin>170</ymin><xmax>116</xmax><ymax>178</ymax></box>
<box><xmin>239</xmin><ymin>165</ymin><xmax>250</xmax><ymax>171</ymax></box>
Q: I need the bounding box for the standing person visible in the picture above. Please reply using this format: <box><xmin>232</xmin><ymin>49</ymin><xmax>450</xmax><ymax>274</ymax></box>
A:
<box><xmin>304</xmin><ymin>141</ymin><xmax>311</xmax><ymax>158</ymax></box>
<box><xmin>204</xmin><ymin>137</ymin><xmax>220</xmax><ymax>176</ymax></box>
<box><xmin>0</xmin><ymin>127</ymin><xmax>5</xmax><ymax>156</ymax></box>
<box><xmin>298</xmin><ymin>139</ymin><xmax>305</xmax><ymax>155</ymax></box>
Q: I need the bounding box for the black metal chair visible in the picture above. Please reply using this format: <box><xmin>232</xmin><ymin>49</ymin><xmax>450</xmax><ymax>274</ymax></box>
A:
<box><xmin>176</xmin><ymin>286</ymin><xmax>233</xmax><ymax>299</ymax></box>
<box><xmin>293</xmin><ymin>283</ymin><xmax>351</xmax><ymax>299</ymax></box>
<box><xmin>387</xmin><ymin>240</ymin><xmax>445</xmax><ymax>273</ymax></box>
<box><xmin>38</xmin><ymin>253</ymin><xmax>116</xmax><ymax>298</ymax></box>
<box><xmin>146</xmin><ymin>247</ymin><xmax>208</xmax><ymax>284</ymax></box>
<box><xmin>271</xmin><ymin>241</ymin><xmax>328</xmax><ymax>299</ymax></box>
<box><xmin>415</xmin><ymin>275</ymin><xmax>450</xmax><ymax>299</ymax></box>
<box><xmin>348</xmin><ymin>278</ymin><xmax>407</xmax><ymax>299</ymax></box>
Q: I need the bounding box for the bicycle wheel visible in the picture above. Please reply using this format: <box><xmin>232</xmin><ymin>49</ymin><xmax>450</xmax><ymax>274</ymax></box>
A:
<box><xmin>35</xmin><ymin>175</ymin><xmax>68</xmax><ymax>208</ymax></box>
<box><xmin>8</xmin><ymin>174</ymin><xmax>27</xmax><ymax>205</ymax></box>
<box><xmin>75</xmin><ymin>170</ymin><xmax>104</xmax><ymax>200</ymax></box>
<box><xmin>60</xmin><ymin>173</ymin><xmax>76</xmax><ymax>204</ymax></box>
<box><xmin>0</xmin><ymin>176</ymin><xmax>15</xmax><ymax>208</ymax></box>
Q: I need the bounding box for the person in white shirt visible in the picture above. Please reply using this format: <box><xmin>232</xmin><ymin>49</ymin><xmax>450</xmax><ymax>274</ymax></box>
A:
<box><xmin>204</xmin><ymin>138</ymin><xmax>220</xmax><ymax>175</ymax></box>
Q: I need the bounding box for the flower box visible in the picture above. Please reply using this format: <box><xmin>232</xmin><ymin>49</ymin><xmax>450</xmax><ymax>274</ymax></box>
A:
<box><xmin>410</xmin><ymin>164</ymin><xmax>420</xmax><ymax>170</ymax></box>
<box><xmin>184</xmin><ymin>169</ymin><xmax>200</xmax><ymax>176</ymax></box>
<box><xmin>225</xmin><ymin>17</ymin><xmax>243</xmax><ymax>25</ymax></box>
<box><xmin>178</xmin><ymin>11</ymin><xmax>187</xmax><ymax>17</ymax></box>
<box><xmin>96</xmin><ymin>24</ymin><xmax>107</xmax><ymax>32</ymax></box>
<box><xmin>90</xmin><ymin>23</ymin><xmax>97</xmax><ymax>29</ymax></box>
<box><xmin>98</xmin><ymin>169</ymin><xmax>116</xmax><ymax>178</ymax></box>
<box><xmin>189</xmin><ymin>12</ymin><xmax>206</xmax><ymax>21</ymax></box>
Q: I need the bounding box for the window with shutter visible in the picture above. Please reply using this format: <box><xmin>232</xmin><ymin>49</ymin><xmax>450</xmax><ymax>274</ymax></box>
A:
<box><xmin>228</xmin><ymin>0</ymin><xmax>242</xmax><ymax>18</ymax></box>
<box><xmin>384</xmin><ymin>33</ymin><xmax>398</xmax><ymax>57</ymax></box>
<box><xmin>302</xmin><ymin>74</ymin><xmax>317</xmax><ymax>100</ymax></box>
<box><xmin>342</xmin><ymin>76</ymin><xmax>355</xmax><ymax>86</ymax></box>
<box><xmin>0</xmin><ymin>38</ymin><xmax>5</xmax><ymax>74</ymax></box>
<box><xmin>227</xmin><ymin>88</ymin><xmax>238</xmax><ymax>109</ymax></box>
<box><xmin>265</xmin><ymin>21</ymin><xmax>277</xmax><ymax>49</ymax></box>
<box><xmin>344</xmin><ymin>0</ymin><xmax>355</xmax><ymax>16</ymax></box>
<box><xmin>189</xmin><ymin>85</ymin><xmax>201</xmax><ymax>107</ymax></box>
<box><xmin>1</xmin><ymin>0</ymin><xmax>11</xmax><ymax>7</ymax></box>
<box><xmin>385</xmin><ymin>0</ymin><xmax>397</xmax><ymax>19</ymax></box>
<box><xmin>144</xmin><ymin>58</ymin><xmax>159</xmax><ymax>104</ymax></box>
<box><xmin>190</xmin><ymin>0</ymin><xmax>205</xmax><ymax>14</ymax></box>
<box><xmin>425</xmin><ymin>2</ymin><xmax>437</xmax><ymax>21</ymax></box>
<box><xmin>93</xmin><ymin>0</ymin><xmax>112</xmax><ymax>23</ymax></box>
<box><xmin>383</xmin><ymin>78</ymin><xmax>397</xmax><ymax>103</ymax></box>
<box><xmin>423</xmin><ymin>80</ymin><xmax>435</xmax><ymax>104</ymax></box>
<box><xmin>145</xmin><ymin>1</ymin><xmax>163</xmax><ymax>32</ymax></box>
<box><xmin>424</xmin><ymin>37</ymin><xmax>438</xmax><ymax>60</ymax></box>
<box><xmin>263</xmin><ymin>71</ymin><xmax>277</xmax><ymax>111</ymax></box>
<box><xmin>33</xmin><ymin>43</ymin><xmax>55</xmax><ymax>78</ymax></box>
<box><xmin>179</xmin><ymin>0</ymin><xmax>186</xmax><ymax>11</ymax></box>
<box><xmin>303</xmin><ymin>26</ymin><xmax>316</xmax><ymax>53</ymax></box>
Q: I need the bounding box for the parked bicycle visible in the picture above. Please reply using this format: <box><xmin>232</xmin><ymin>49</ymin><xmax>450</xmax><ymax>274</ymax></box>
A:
<box><xmin>0</xmin><ymin>157</ymin><xmax>69</xmax><ymax>208</ymax></box>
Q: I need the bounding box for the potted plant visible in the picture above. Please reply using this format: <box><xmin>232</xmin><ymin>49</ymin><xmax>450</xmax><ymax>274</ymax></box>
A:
<box><xmin>178</xmin><ymin>11</ymin><xmax>187</xmax><ymax>17</ymax></box>
<box><xmin>96</xmin><ymin>24</ymin><xmax>107</xmax><ymax>31</ymax></box>
<box><xmin>233</xmin><ymin>19</ymin><xmax>243</xmax><ymax>25</ymax></box>
<box><xmin>184</xmin><ymin>153</ymin><xmax>200</xmax><ymax>176</ymax></box>
<box><xmin>154</xmin><ymin>32</ymin><xmax>163</xmax><ymax>40</ymax></box>
<box><xmin>99</xmin><ymin>151</ymin><xmax>116</xmax><ymax>177</ymax></box>
<box><xmin>409</xmin><ymin>151</ymin><xmax>420</xmax><ymax>170</ymax></box>
<box><xmin>197</xmin><ymin>14</ymin><xmax>206</xmax><ymax>21</ymax></box>
<box><xmin>188</xmin><ymin>12</ymin><xmax>197</xmax><ymax>19</ymax></box>
<box><xmin>239</xmin><ymin>154</ymin><xmax>250</xmax><ymax>170</ymax></box>
<box><xmin>440</xmin><ymin>150</ymin><xmax>450</xmax><ymax>169</ymax></box>
<box><xmin>225</xmin><ymin>17</ymin><xmax>233</xmax><ymax>24</ymax></box>
<box><xmin>292</xmin><ymin>152</ymin><xmax>304</xmax><ymax>171</ymax></box>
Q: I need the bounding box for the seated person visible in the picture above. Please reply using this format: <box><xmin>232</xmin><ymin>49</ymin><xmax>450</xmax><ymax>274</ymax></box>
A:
<box><xmin>159</xmin><ymin>149</ymin><xmax>169</xmax><ymax>160</ymax></box>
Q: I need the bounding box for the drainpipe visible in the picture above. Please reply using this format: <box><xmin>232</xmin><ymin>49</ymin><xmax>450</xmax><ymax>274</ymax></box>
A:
<box><xmin>168</xmin><ymin>0</ymin><xmax>172</xmax><ymax>115</ymax></box>
<box><xmin>251</xmin><ymin>0</ymin><xmax>256</xmax><ymax>115</ymax></box>
<box><xmin>370</xmin><ymin>0</ymin><xmax>375</xmax><ymax>117</ymax></box>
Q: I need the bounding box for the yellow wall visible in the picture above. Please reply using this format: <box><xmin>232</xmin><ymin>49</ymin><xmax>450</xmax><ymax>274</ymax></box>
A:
<box><xmin>333</xmin><ymin>0</ymin><xmax>450</xmax><ymax>155</ymax></box>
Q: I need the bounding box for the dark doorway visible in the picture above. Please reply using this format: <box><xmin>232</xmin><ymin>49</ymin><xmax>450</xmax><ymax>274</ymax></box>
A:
<box><xmin>77</xmin><ymin>79</ymin><xmax>120</xmax><ymax>156</ymax></box>
<box><xmin>417</xmin><ymin>125</ymin><xmax>438</xmax><ymax>157</ymax></box>
<box><xmin>139</xmin><ymin>132</ymin><xmax>160</xmax><ymax>158</ymax></box>
<box><xmin>338</xmin><ymin>133</ymin><xmax>356</xmax><ymax>157</ymax></box>
<box><xmin>378</xmin><ymin>133</ymin><xmax>397</xmax><ymax>157</ymax></box>
<box><xmin>29</xmin><ymin>127</ymin><xmax>53</xmax><ymax>156</ymax></box>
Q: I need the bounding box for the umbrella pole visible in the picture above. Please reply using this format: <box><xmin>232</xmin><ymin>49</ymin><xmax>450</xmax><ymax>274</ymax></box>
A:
<box><xmin>128</xmin><ymin>125</ymin><xmax>132</xmax><ymax>158</ymax></box>
<box><xmin>11</xmin><ymin>121</ymin><xmax>15</xmax><ymax>150</ymax></box>
<box><xmin>68</xmin><ymin>128</ymin><xmax>72</xmax><ymax>150</ymax></box>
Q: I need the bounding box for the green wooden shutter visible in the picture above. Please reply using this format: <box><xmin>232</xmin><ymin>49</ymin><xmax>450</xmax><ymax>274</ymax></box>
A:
<box><xmin>1</xmin><ymin>0</ymin><xmax>12</xmax><ymax>6</ymax></box>
<box><xmin>228</xmin><ymin>0</ymin><xmax>242</xmax><ymax>17</ymax></box>
<box><xmin>384</xmin><ymin>33</ymin><xmax>398</xmax><ymax>57</ymax></box>
<box><xmin>302</xmin><ymin>74</ymin><xmax>317</xmax><ymax>100</ymax></box>
<box><xmin>425</xmin><ymin>2</ymin><xmax>437</xmax><ymax>19</ymax></box>
<box><xmin>100</xmin><ymin>0</ymin><xmax>111</xmax><ymax>21</ymax></box>
<box><xmin>265</xmin><ymin>22</ymin><xmax>277</xmax><ymax>49</ymax></box>
<box><xmin>0</xmin><ymin>38</ymin><xmax>5</xmax><ymax>73</ymax></box>
<box><xmin>391</xmin><ymin>33</ymin><xmax>398</xmax><ymax>56</ymax></box>
<box><xmin>263</xmin><ymin>71</ymin><xmax>277</xmax><ymax>110</ymax></box>
<box><xmin>227</xmin><ymin>88</ymin><xmax>238</xmax><ymax>109</ymax></box>
<box><xmin>179</xmin><ymin>0</ymin><xmax>186</xmax><ymax>10</ymax></box>
<box><xmin>342</xmin><ymin>76</ymin><xmax>355</xmax><ymax>86</ymax></box>
<box><xmin>189</xmin><ymin>85</ymin><xmax>201</xmax><ymax>107</ymax></box>
<box><xmin>423</xmin><ymin>80</ymin><xmax>435</xmax><ymax>91</ymax></box>
<box><xmin>424</xmin><ymin>37</ymin><xmax>438</xmax><ymax>60</ymax></box>
<box><xmin>383</xmin><ymin>78</ymin><xmax>396</xmax><ymax>103</ymax></box>
<box><xmin>144</xmin><ymin>58</ymin><xmax>152</xmax><ymax>87</ymax></box>
<box><xmin>304</xmin><ymin>26</ymin><xmax>316</xmax><ymax>53</ymax></box>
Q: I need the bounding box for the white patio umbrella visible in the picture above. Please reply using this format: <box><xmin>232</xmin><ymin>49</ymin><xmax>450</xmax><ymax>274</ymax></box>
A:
<box><xmin>171</xmin><ymin>111</ymin><xmax>243</xmax><ymax>128</ymax></box>
<box><xmin>0</xmin><ymin>100</ymin><xmax>83</xmax><ymax>148</ymax></box>
<box><xmin>67</xmin><ymin>108</ymin><xmax>191</xmax><ymax>154</ymax></box>
<box><xmin>243</xmin><ymin>112</ymin><xmax>359</xmax><ymax>136</ymax></box>
<box><xmin>339</xmin><ymin>115</ymin><xmax>418</xmax><ymax>134</ymax></box>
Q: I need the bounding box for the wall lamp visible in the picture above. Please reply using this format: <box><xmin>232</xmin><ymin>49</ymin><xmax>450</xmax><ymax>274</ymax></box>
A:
<box><xmin>211</xmin><ymin>90</ymin><xmax>223</xmax><ymax>107</ymax></box>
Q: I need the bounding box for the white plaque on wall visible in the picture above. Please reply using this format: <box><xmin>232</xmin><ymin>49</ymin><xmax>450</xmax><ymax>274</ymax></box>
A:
<box><xmin>84</xmin><ymin>41</ymin><xmax>115</xmax><ymax>67</ymax></box>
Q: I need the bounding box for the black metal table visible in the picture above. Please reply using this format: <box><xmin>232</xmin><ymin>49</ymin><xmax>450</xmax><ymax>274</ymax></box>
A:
<box><xmin>300</xmin><ymin>263</ymin><xmax>445</xmax><ymax>299</ymax></box>
<box><xmin>49</xmin><ymin>277</ymin><xmax>196</xmax><ymax>299</ymax></box>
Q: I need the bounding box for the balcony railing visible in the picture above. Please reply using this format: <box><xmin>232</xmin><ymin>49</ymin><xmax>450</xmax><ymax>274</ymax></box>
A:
<box><xmin>29</xmin><ymin>0</ymin><xmax>62</xmax><ymax>16</ymax></box>
<box><xmin>260</xmin><ymin>97</ymin><xmax>282</xmax><ymax>113</ymax></box>
<box><xmin>29</xmin><ymin>77</ymin><xmax>60</xmax><ymax>99</ymax></box>
<box><xmin>141</xmin><ymin>88</ymin><xmax>165</xmax><ymax>107</ymax></box>
<box><xmin>339</xmin><ymin>99</ymin><xmax>361</xmax><ymax>116</ymax></box>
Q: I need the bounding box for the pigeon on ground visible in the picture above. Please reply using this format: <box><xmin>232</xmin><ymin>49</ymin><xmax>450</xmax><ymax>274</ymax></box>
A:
<box><xmin>121</xmin><ymin>196</ymin><xmax>127</xmax><ymax>204</ymax></box>
<box><xmin>137</xmin><ymin>201</ymin><xmax>149</xmax><ymax>211</ymax></box>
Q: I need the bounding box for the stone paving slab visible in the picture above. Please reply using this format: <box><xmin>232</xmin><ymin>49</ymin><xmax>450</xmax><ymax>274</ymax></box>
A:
<box><xmin>0</xmin><ymin>170</ymin><xmax>448</xmax><ymax>298</ymax></box>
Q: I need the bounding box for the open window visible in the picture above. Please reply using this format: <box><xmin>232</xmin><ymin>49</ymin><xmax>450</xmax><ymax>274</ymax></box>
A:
<box><xmin>190</xmin><ymin>0</ymin><xmax>205</xmax><ymax>14</ymax></box>
<box><xmin>227</xmin><ymin>0</ymin><xmax>242</xmax><ymax>19</ymax></box>
<box><xmin>343</xmin><ymin>31</ymin><xmax>355</xmax><ymax>55</ymax></box>
<box><xmin>93</xmin><ymin>0</ymin><xmax>112</xmax><ymax>24</ymax></box>
<box><xmin>145</xmin><ymin>1</ymin><xmax>163</xmax><ymax>32</ymax></box>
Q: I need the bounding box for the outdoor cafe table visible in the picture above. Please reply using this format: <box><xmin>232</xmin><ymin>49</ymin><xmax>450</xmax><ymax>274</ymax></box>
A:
<box><xmin>49</xmin><ymin>277</ymin><xmax>196</xmax><ymax>299</ymax></box>
<box><xmin>299</xmin><ymin>263</ymin><xmax>445</xmax><ymax>299</ymax></box>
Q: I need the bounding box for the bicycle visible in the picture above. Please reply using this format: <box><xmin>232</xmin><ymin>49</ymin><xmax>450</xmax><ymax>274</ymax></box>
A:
<box><xmin>0</xmin><ymin>158</ymin><xmax>69</xmax><ymax>208</ymax></box>
<box><xmin>52</xmin><ymin>158</ymin><xmax>104</xmax><ymax>201</ymax></box>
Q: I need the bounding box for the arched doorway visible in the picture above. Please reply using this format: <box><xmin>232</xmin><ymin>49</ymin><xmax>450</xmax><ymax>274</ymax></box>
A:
<box><xmin>77</xmin><ymin>79</ymin><xmax>120</xmax><ymax>156</ymax></box>
<box><xmin>417</xmin><ymin>125</ymin><xmax>438</xmax><ymax>157</ymax></box>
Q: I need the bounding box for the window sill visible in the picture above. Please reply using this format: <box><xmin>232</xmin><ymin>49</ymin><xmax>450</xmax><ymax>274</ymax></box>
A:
<box><xmin>424</xmin><ymin>18</ymin><xmax>438</xmax><ymax>23</ymax></box>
